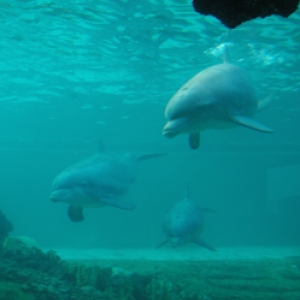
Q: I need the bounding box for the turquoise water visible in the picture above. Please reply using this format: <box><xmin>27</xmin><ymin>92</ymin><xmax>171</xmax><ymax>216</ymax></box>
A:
<box><xmin>0</xmin><ymin>1</ymin><xmax>299</xmax><ymax>251</ymax></box>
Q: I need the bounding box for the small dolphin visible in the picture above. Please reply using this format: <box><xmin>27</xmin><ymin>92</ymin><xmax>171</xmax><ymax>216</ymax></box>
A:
<box><xmin>163</xmin><ymin>55</ymin><xmax>273</xmax><ymax>149</ymax></box>
<box><xmin>157</xmin><ymin>185</ymin><xmax>216</xmax><ymax>251</ymax></box>
<box><xmin>50</xmin><ymin>145</ymin><xmax>164</xmax><ymax>222</ymax></box>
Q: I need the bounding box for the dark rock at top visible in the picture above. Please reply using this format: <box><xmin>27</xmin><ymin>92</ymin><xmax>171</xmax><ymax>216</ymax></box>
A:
<box><xmin>192</xmin><ymin>0</ymin><xmax>300</xmax><ymax>28</ymax></box>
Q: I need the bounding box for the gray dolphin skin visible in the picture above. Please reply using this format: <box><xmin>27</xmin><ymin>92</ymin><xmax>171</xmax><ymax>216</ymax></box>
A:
<box><xmin>157</xmin><ymin>186</ymin><xmax>216</xmax><ymax>251</ymax></box>
<box><xmin>50</xmin><ymin>148</ymin><xmax>164</xmax><ymax>222</ymax></box>
<box><xmin>163</xmin><ymin>61</ymin><xmax>273</xmax><ymax>149</ymax></box>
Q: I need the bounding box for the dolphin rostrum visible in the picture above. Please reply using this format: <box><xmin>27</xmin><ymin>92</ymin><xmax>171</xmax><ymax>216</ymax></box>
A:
<box><xmin>157</xmin><ymin>185</ymin><xmax>216</xmax><ymax>251</ymax></box>
<box><xmin>50</xmin><ymin>146</ymin><xmax>164</xmax><ymax>222</ymax></box>
<box><xmin>163</xmin><ymin>54</ymin><xmax>273</xmax><ymax>149</ymax></box>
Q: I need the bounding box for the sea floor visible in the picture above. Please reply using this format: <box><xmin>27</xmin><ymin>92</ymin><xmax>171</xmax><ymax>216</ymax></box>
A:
<box><xmin>49</xmin><ymin>246</ymin><xmax>300</xmax><ymax>300</ymax></box>
<box><xmin>51</xmin><ymin>246</ymin><xmax>300</xmax><ymax>262</ymax></box>
<box><xmin>1</xmin><ymin>243</ymin><xmax>300</xmax><ymax>299</ymax></box>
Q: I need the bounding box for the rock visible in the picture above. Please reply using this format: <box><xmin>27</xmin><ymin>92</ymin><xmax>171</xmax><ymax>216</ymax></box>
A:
<box><xmin>192</xmin><ymin>0</ymin><xmax>300</xmax><ymax>28</ymax></box>
<box><xmin>15</xmin><ymin>236</ymin><xmax>41</xmax><ymax>249</ymax></box>
<box><xmin>0</xmin><ymin>210</ymin><xmax>13</xmax><ymax>245</ymax></box>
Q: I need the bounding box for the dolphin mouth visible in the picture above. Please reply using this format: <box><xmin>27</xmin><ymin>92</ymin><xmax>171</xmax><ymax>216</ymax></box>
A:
<box><xmin>50</xmin><ymin>189</ymin><xmax>69</xmax><ymax>202</ymax></box>
<box><xmin>162</xmin><ymin>120</ymin><xmax>182</xmax><ymax>138</ymax></box>
<box><xmin>163</xmin><ymin>117</ymin><xmax>192</xmax><ymax>138</ymax></box>
<box><xmin>162</xmin><ymin>128</ymin><xmax>177</xmax><ymax>138</ymax></box>
<box><xmin>50</xmin><ymin>196</ymin><xmax>58</xmax><ymax>202</ymax></box>
<box><xmin>50</xmin><ymin>192</ymin><xmax>59</xmax><ymax>202</ymax></box>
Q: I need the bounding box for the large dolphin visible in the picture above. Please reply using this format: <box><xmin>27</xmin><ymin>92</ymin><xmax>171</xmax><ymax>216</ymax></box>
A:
<box><xmin>50</xmin><ymin>146</ymin><xmax>164</xmax><ymax>222</ymax></box>
<box><xmin>163</xmin><ymin>54</ymin><xmax>273</xmax><ymax>149</ymax></box>
<box><xmin>157</xmin><ymin>185</ymin><xmax>216</xmax><ymax>251</ymax></box>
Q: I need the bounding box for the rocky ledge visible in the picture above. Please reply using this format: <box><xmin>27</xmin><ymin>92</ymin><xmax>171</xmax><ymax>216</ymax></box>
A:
<box><xmin>192</xmin><ymin>0</ymin><xmax>300</xmax><ymax>28</ymax></box>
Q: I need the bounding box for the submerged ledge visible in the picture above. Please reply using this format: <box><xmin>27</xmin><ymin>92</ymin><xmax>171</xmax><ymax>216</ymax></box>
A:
<box><xmin>47</xmin><ymin>246</ymin><xmax>300</xmax><ymax>300</ymax></box>
<box><xmin>51</xmin><ymin>246</ymin><xmax>300</xmax><ymax>262</ymax></box>
<box><xmin>1</xmin><ymin>241</ymin><xmax>300</xmax><ymax>299</ymax></box>
<box><xmin>192</xmin><ymin>0</ymin><xmax>300</xmax><ymax>28</ymax></box>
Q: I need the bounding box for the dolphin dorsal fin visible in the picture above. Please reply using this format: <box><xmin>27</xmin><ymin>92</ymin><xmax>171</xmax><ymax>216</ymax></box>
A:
<box><xmin>222</xmin><ymin>30</ymin><xmax>231</xmax><ymax>63</ymax></box>
<box><xmin>223</xmin><ymin>42</ymin><xmax>230</xmax><ymax>63</ymax></box>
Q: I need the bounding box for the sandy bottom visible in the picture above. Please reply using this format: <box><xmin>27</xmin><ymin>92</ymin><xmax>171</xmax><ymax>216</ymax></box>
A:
<box><xmin>48</xmin><ymin>246</ymin><xmax>300</xmax><ymax>262</ymax></box>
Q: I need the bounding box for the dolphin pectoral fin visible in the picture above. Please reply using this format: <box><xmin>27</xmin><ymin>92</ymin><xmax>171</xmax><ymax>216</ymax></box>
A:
<box><xmin>188</xmin><ymin>132</ymin><xmax>200</xmax><ymax>149</ymax></box>
<box><xmin>68</xmin><ymin>206</ymin><xmax>84</xmax><ymax>222</ymax></box>
<box><xmin>194</xmin><ymin>239</ymin><xmax>216</xmax><ymax>252</ymax></box>
<box><xmin>156</xmin><ymin>240</ymin><xmax>168</xmax><ymax>249</ymax></box>
<box><xmin>230</xmin><ymin>115</ymin><xmax>273</xmax><ymax>133</ymax></box>
<box><xmin>101</xmin><ymin>197</ymin><xmax>136</xmax><ymax>210</ymax></box>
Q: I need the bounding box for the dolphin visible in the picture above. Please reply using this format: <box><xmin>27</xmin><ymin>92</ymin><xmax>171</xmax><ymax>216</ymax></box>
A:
<box><xmin>163</xmin><ymin>56</ymin><xmax>273</xmax><ymax>149</ymax></box>
<box><xmin>157</xmin><ymin>185</ymin><xmax>216</xmax><ymax>251</ymax></box>
<box><xmin>50</xmin><ymin>146</ymin><xmax>164</xmax><ymax>222</ymax></box>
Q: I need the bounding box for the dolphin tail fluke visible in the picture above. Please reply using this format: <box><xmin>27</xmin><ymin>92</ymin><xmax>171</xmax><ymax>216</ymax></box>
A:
<box><xmin>194</xmin><ymin>239</ymin><xmax>216</xmax><ymax>252</ymax></box>
<box><xmin>156</xmin><ymin>240</ymin><xmax>168</xmax><ymax>249</ymax></box>
<box><xmin>68</xmin><ymin>206</ymin><xmax>84</xmax><ymax>222</ymax></box>
<box><xmin>188</xmin><ymin>132</ymin><xmax>200</xmax><ymax>149</ymax></box>
<box><xmin>138</xmin><ymin>153</ymin><xmax>167</xmax><ymax>162</ymax></box>
<box><xmin>230</xmin><ymin>115</ymin><xmax>273</xmax><ymax>133</ymax></box>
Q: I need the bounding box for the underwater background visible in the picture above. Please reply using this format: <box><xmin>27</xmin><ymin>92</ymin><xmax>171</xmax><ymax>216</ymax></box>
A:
<box><xmin>0</xmin><ymin>0</ymin><xmax>300</xmax><ymax>253</ymax></box>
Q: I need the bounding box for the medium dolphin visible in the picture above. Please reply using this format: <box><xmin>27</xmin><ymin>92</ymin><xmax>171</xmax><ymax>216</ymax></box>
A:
<box><xmin>50</xmin><ymin>147</ymin><xmax>164</xmax><ymax>222</ymax></box>
<box><xmin>163</xmin><ymin>57</ymin><xmax>273</xmax><ymax>149</ymax></box>
<box><xmin>157</xmin><ymin>185</ymin><xmax>216</xmax><ymax>251</ymax></box>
